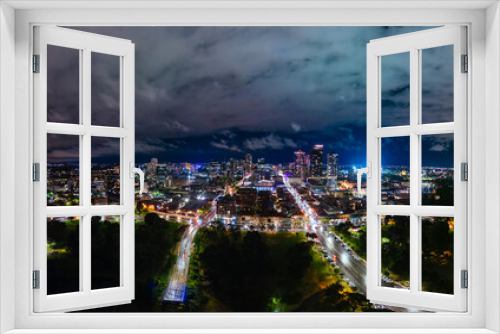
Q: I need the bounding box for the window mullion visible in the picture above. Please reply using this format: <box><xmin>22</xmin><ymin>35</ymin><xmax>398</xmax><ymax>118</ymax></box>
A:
<box><xmin>81</xmin><ymin>47</ymin><xmax>92</xmax><ymax>294</ymax></box>
<box><xmin>413</xmin><ymin>123</ymin><xmax>454</xmax><ymax>135</ymax></box>
<box><xmin>77</xmin><ymin>48</ymin><xmax>84</xmax><ymax>293</ymax></box>
<box><xmin>122</xmin><ymin>52</ymin><xmax>135</xmax><ymax>293</ymax></box>
<box><xmin>409</xmin><ymin>47</ymin><xmax>420</xmax><ymax>294</ymax></box>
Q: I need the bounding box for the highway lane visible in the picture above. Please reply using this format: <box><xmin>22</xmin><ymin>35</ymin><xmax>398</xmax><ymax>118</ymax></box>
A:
<box><xmin>282</xmin><ymin>176</ymin><xmax>369</xmax><ymax>292</ymax></box>
<box><xmin>315</xmin><ymin>225</ymin><xmax>422</xmax><ymax>312</ymax></box>
<box><xmin>316</xmin><ymin>226</ymin><xmax>368</xmax><ymax>294</ymax></box>
<box><xmin>163</xmin><ymin>223</ymin><xmax>199</xmax><ymax>301</ymax></box>
<box><xmin>282</xmin><ymin>176</ymin><xmax>420</xmax><ymax>311</ymax></box>
<box><xmin>163</xmin><ymin>201</ymin><xmax>217</xmax><ymax>302</ymax></box>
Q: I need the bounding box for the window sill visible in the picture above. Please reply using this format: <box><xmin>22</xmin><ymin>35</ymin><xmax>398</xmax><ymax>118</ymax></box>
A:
<box><xmin>4</xmin><ymin>329</ymin><xmax>498</xmax><ymax>334</ymax></box>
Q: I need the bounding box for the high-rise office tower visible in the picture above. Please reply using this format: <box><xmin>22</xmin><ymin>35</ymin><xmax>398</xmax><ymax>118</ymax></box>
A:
<box><xmin>245</xmin><ymin>153</ymin><xmax>253</xmax><ymax>165</ymax></box>
<box><xmin>327</xmin><ymin>152</ymin><xmax>338</xmax><ymax>189</ymax></box>
<box><xmin>229</xmin><ymin>158</ymin><xmax>236</xmax><ymax>171</ymax></box>
<box><xmin>294</xmin><ymin>150</ymin><xmax>308</xmax><ymax>176</ymax></box>
<box><xmin>309</xmin><ymin>145</ymin><xmax>323</xmax><ymax>177</ymax></box>
<box><xmin>145</xmin><ymin>158</ymin><xmax>159</xmax><ymax>175</ymax></box>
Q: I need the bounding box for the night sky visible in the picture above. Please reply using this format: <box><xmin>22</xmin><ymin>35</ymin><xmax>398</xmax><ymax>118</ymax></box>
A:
<box><xmin>47</xmin><ymin>26</ymin><xmax>455</xmax><ymax>167</ymax></box>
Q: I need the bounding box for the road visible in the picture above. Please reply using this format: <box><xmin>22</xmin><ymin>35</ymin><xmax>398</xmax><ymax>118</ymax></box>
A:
<box><xmin>163</xmin><ymin>224</ymin><xmax>199</xmax><ymax>302</ymax></box>
<box><xmin>163</xmin><ymin>202</ymin><xmax>216</xmax><ymax>302</ymax></box>
<box><xmin>282</xmin><ymin>176</ymin><xmax>420</xmax><ymax>312</ymax></box>
<box><xmin>316</xmin><ymin>226</ymin><xmax>369</xmax><ymax>294</ymax></box>
<box><xmin>282</xmin><ymin>176</ymin><xmax>367</xmax><ymax>291</ymax></box>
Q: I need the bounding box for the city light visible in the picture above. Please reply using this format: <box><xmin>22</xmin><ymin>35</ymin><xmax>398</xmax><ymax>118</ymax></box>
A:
<box><xmin>49</xmin><ymin>147</ymin><xmax>452</xmax><ymax>311</ymax></box>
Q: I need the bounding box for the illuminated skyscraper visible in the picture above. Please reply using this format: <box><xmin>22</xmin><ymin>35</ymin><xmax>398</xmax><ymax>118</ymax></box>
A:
<box><xmin>294</xmin><ymin>150</ymin><xmax>308</xmax><ymax>177</ymax></box>
<box><xmin>327</xmin><ymin>152</ymin><xmax>338</xmax><ymax>189</ymax></box>
<box><xmin>229</xmin><ymin>158</ymin><xmax>236</xmax><ymax>171</ymax></box>
<box><xmin>245</xmin><ymin>153</ymin><xmax>253</xmax><ymax>165</ymax></box>
<box><xmin>145</xmin><ymin>157</ymin><xmax>158</xmax><ymax>175</ymax></box>
<box><xmin>244</xmin><ymin>153</ymin><xmax>253</xmax><ymax>174</ymax></box>
<box><xmin>309</xmin><ymin>145</ymin><xmax>323</xmax><ymax>177</ymax></box>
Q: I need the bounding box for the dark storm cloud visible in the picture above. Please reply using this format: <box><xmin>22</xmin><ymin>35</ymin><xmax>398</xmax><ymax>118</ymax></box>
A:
<box><xmin>47</xmin><ymin>46</ymin><xmax>80</xmax><ymax>124</ymax></box>
<box><xmin>211</xmin><ymin>139</ymin><xmax>242</xmax><ymax>152</ymax></box>
<box><xmin>380</xmin><ymin>51</ymin><xmax>411</xmax><ymax>127</ymax></box>
<box><xmin>50</xmin><ymin>26</ymin><xmax>454</xmax><ymax>166</ymax></box>
<box><xmin>243</xmin><ymin>134</ymin><xmax>298</xmax><ymax>151</ymax></box>
<box><xmin>91</xmin><ymin>53</ymin><xmax>121</xmax><ymax>127</ymax></box>
<box><xmin>47</xmin><ymin>134</ymin><xmax>79</xmax><ymax>163</ymax></box>
<box><xmin>421</xmin><ymin>45</ymin><xmax>455</xmax><ymax>124</ymax></box>
<box><xmin>422</xmin><ymin>133</ymin><xmax>454</xmax><ymax>168</ymax></box>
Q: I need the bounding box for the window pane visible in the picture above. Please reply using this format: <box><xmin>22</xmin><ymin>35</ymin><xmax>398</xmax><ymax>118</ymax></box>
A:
<box><xmin>421</xmin><ymin>134</ymin><xmax>454</xmax><ymax>206</ymax></box>
<box><xmin>421</xmin><ymin>217</ymin><xmax>454</xmax><ymax>294</ymax></box>
<box><xmin>421</xmin><ymin>45</ymin><xmax>454</xmax><ymax>124</ymax></box>
<box><xmin>91</xmin><ymin>215</ymin><xmax>121</xmax><ymax>290</ymax></box>
<box><xmin>47</xmin><ymin>216</ymin><xmax>80</xmax><ymax>295</ymax></box>
<box><xmin>91</xmin><ymin>52</ymin><xmax>121</xmax><ymax>127</ymax></box>
<box><xmin>381</xmin><ymin>215</ymin><xmax>410</xmax><ymax>289</ymax></box>
<box><xmin>381</xmin><ymin>52</ymin><xmax>410</xmax><ymax>127</ymax></box>
<box><xmin>91</xmin><ymin>137</ymin><xmax>121</xmax><ymax>205</ymax></box>
<box><xmin>381</xmin><ymin>137</ymin><xmax>410</xmax><ymax>205</ymax></box>
<box><xmin>47</xmin><ymin>45</ymin><xmax>80</xmax><ymax>124</ymax></box>
<box><xmin>47</xmin><ymin>134</ymin><xmax>80</xmax><ymax>206</ymax></box>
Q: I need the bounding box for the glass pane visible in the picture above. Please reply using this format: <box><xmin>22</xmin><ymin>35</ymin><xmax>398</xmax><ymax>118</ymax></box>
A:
<box><xmin>381</xmin><ymin>136</ymin><xmax>410</xmax><ymax>205</ymax></box>
<box><xmin>91</xmin><ymin>215</ymin><xmax>121</xmax><ymax>290</ymax></box>
<box><xmin>47</xmin><ymin>216</ymin><xmax>80</xmax><ymax>295</ymax></box>
<box><xmin>381</xmin><ymin>52</ymin><xmax>410</xmax><ymax>127</ymax></box>
<box><xmin>91</xmin><ymin>137</ymin><xmax>121</xmax><ymax>205</ymax></box>
<box><xmin>421</xmin><ymin>216</ymin><xmax>454</xmax><ymax>294</ymax></box>
<box><xmin>91</xmin><ymin>52</ymin><xmax>120</xmax><ymax>127</ymax></box>
<box><xmin>47</xmin><ymin>134</ymin><xmax>80</xmax><ymax>206</ymax></box>
<box><xmin>421</xmin><ymin>45</ymin><xmax>454</xmax><ymax>124</ymax></box>
<box><xmin>47</xmin><ymin>45</ymin><xmax>80</xmax><ymax>124</ymax></box>
<box><xmin>421</xmin><ymin>134</ymin><xmax>454</xmax><ymax>206</ymax></box>
<box><xmin>381</xmin><ymin>215</ymin><xmax>410</xmax><ymax>289</ymax></box>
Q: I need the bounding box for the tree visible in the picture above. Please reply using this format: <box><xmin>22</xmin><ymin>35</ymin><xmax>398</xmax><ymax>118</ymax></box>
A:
<box><xmin>306</xmin><ymin>232</ymin><xmax>317</xmax><ymax>239</ymax></box>
<box><xmin>287</xmin><ymin>241</ymin><xmax>313</xmax><ymax>280</ymax></box>
<box><xmin>144</xmin><ymin>212</ymin><xmax>164</xmax><ymax>227</ymax></box>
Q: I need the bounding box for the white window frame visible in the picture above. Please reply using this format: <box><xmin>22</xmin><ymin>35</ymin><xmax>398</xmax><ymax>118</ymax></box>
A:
<box><xmin>33</xmin><ymin>26</ymin><xmax>136</xmax><ymax>312</ymax></box>
<box><xmin>0</xmin><ymin>1</ymin><xmax>499</xmax><ymax>333</ymax></box>
<box><xmin>366</xmin><ymin>26</ymin><xmax>467</xmax><ymax>312</ymax></box>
